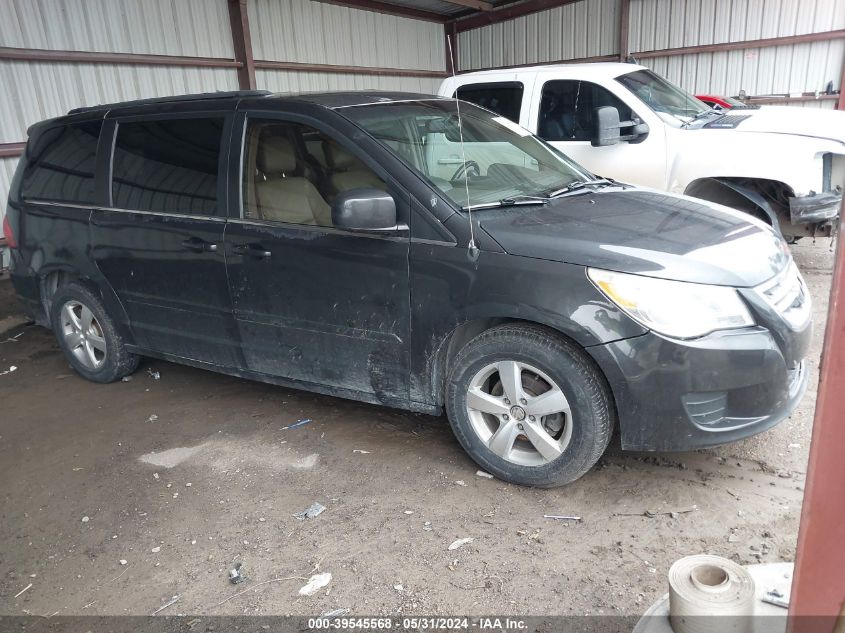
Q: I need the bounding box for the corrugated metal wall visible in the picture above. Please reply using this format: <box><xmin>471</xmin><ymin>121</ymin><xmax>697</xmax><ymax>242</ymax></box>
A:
<box><xmin>0</xmin><ymin>0</ymin><xmax>238</xmax><ymax>139</ymax></box>
<box><xmin>250</xmin><ymin>0</ymin><xmax>445</xmax><ymax>85</ymax></box>
<box><xmin>0</xmin><ymin>0</ymin><xmax>239</xmax><ymax>241</ymax></box>
<box><xmin>250</xmin><ymin>0</ymin><xmax>443</xmax><ymax>69</ymax></box>
<box><xmin>458</xmin><ymin>0</ymin><xmax>620</xmax><ymax>70</ymax></box>
<box><xmin>458</xmin><ymin>0</ymin><xmax>844</xmax><ymax>108</ymax></box>
<box><xmin>0</xmin><ymin>64</ymin><xmax>239</xmax><ymax>144</ymax></box>
<box><xmin>0</xmin><ymin>62</ymin><xmax>238</xmax><ymax>235</ymax></box>
<box><xmin>0</xmin><ymin>0</ymin><xmax>234</xmax><ymax>55</ymax></box>
<box><xmin>0</xmin><ymin>0</ymin><xmax>446</xmax><ymax>261</ymax></box>
<box><xmin>256</xmin><ymin>70</ymin><xmax>443</xmax><ymax>95</ymax></box>
<box><xmin>630</xmin><ymin>0</ymin><xmax>845</xmax><ymax>108</ymax></box>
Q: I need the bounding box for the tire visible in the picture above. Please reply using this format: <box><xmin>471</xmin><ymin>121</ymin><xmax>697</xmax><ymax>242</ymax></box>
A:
<box><xmin>50</xmin><ymin>282</ymin><xmax>140</xmax><ymax>383</ymax></box>
<box><xmin>445</xmin><ymin>324</ymin><xmax>614</xmax><ymax>487</ymax></box>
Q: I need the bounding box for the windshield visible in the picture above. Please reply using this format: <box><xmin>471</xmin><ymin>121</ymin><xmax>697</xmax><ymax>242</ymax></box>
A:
<box><xmin>616</xmin><ymin>69</ymin><xmax>710</xmax><ymax>126</ymax></box>
<box><xmin>339</xmin><ymin>99</ymin><xmax>593</xmax><ymax>209</ymax></box>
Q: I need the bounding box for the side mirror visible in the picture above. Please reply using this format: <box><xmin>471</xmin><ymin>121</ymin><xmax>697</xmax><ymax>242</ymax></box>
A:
<box><xmin>592</xmin><ymin>106</ymin><xmax>650</xmax><ymax>146</ymax></box>
<box><xmin>627</xmin><ymin>119</ymin><xmax>650</xmax><ymax>144</ymax></box>
<box><xmin>332</xmin><ymin>188</ymin><xmax>398</xmax><ymax>231</ymax></box>
<box><xmin>592</xmin><ymin>106</ymin><xmax>622</xmax><ymax>147</ymax></box>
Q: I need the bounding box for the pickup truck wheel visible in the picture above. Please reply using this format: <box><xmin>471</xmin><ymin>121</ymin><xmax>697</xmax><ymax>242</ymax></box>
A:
<box><xmin>445</xmin><ymin>324</ymin><xmax>613</xmax><ymax>487</ymax></box>
<box><xmin>50</xmin><ymin>283</ymin><xmax>140</xmax><ymax>383</ymax></box>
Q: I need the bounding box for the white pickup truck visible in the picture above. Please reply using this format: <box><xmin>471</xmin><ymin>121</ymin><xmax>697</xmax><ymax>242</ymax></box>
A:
<box><xmin>438</xmin><ymin>63</ymin><xmax>844</xmax><ymax>239</ymax></box>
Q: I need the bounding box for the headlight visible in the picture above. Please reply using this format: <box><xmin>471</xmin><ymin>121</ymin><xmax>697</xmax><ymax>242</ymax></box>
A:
<box><xmin>588</xmin><ymin>268</ymin><xmax>754</xmax><ymax>339</ymax></box>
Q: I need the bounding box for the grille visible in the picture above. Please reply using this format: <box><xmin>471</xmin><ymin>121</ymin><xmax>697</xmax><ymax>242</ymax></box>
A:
<box><xmin>754</xmin><ymin>261</ymin><xmax>812</xmax><ymax>329</ymax></box>
<box><xmin>682</xmin><ymin>392</ymin><xmax>728</xmax><ymax>426</ymax></box>
<box><xmin>682</xmin><ymin>391</ymin><xmax>766</xmax><ymax>430</ymax></box>
<box><xmin>705</xmin><ymin>115</ymin><xmax>752</xmax><ymax>129</ymax></box>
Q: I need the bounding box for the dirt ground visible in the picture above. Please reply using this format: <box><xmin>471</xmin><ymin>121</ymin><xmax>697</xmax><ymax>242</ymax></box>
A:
<box><xmin>0</xmin><ymin>240</ymin><xmax>835</xmax><ymax>618</ymax></box>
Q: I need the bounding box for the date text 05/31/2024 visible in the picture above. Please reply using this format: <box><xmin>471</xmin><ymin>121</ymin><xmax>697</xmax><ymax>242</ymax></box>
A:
<box><xmin>307</xmin><ymin>617</ymin><xmax>527</xmax><ymax>630</ymax></box>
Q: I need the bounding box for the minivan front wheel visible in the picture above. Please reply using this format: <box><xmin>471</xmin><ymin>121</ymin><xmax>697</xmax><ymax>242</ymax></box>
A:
<box><xmin>50</xmin><ymin>283</ymin><xmax>140</xmax><ymax>383</ymax></box>
<box><xmin>445</xmin><ymin>325</ymin><xmax>614</xmax><ymax>487</ymax></box>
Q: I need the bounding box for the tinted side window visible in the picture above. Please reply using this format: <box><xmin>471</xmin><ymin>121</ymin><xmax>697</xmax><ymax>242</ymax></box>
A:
<box><xmin>242</xmin><ymin>119</ymin><xmax>385</xmax><ymax>227</ymax></box>
<box><xmin>112</xmin><ymin>118</ymin><xmax>223</xmax><ymax>215</ymax></box>
<box><xmin>539</xmin><ymin>80</ymin><xmax>633</xmax><ymax>141</ymax></box>
<box><xmin>21</xmin><ymin>121</ymin><xmax>102</xmax><ymax>203</ymax></box>
<box><xmin>454</xmin><ymin>82</ymin><xmax>524</xmax><ymax>123</ymax></box>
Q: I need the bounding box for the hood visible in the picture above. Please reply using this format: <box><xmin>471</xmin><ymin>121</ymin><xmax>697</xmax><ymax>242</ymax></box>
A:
<box><xmin>479</xmin><ymin>188</ymin><xmax>790</xmax><ymax>287</ymax></box>
<box><xmin>726</xmin><ymin>105</ymin><xmax>845</xmax><ymax>145</ymax></box>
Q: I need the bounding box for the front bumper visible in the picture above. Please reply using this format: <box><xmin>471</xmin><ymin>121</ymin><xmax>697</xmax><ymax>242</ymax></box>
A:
<box><xmin>789</xmin><ymin>189</ymin><xmax>842</xmax><ymax>225</ymax></box>
<box><xmin>587</xmin><ymin>323</ymin><xmax>811</xmax><ymax>452</ymax></box>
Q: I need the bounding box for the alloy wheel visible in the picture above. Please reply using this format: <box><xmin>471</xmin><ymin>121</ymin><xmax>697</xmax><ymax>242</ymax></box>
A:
<box><xmin>465</xmin><ymin>360</ymin><xmax>573</xmax><ymax>467</ymax></box>
<box><xmin>60</xmin><ymin>300</ymin><xmax>107</xmax><ymax>370</ymax></box>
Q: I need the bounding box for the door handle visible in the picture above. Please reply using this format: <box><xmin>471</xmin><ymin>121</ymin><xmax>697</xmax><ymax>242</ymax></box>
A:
<box><xmin>233</xmin><ymin>243</ymin><xmax>272</xmax><ymax>259</ymax></box>
<box><xmin>181</xmin><ymin>237</ymin><xmax>218</xmax><ymax>253</ymax></box>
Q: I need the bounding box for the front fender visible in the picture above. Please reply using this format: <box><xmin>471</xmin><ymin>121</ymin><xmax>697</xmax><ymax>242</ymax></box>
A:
<box><xmin>667</xmin><ymin>130</ymin><xmax>839</xmax><ymax>197</ymax></box>
<box><xmin>409</xmin><ymin>244</ymin><xmax>647</xmax><ymax>406</ymax></box>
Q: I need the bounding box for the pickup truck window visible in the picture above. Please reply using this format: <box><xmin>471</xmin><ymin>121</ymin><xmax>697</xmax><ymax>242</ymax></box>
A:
<box><xmin>241</xmin><ymin>119</ymin><xmax>385</xmax><ymax>227</ymax></box>
<box><xmin>454</xmin><ymin>82</ymin><xmax>524</xmax><ymax>123</ymax></box>
<box><xmin>539</xmin><ymin>80</ymin><xmax>633</xmax><ymax>142</ymax></box>
<box><xmin>616</xmin><ymin>69</ymin><xmax>709</xmax><ymax>125</ymax></box>
<box><xmin>112</xmin><ymin>118</ymin><xmax>224</xmax><ymax>215</ymax></box>
<box><xmin>21</xmin><ymin>121</ymin><xmax>102</xmax><ymax>204</ymax></box>
<box><xmin>342</xmin><ymin>100</ymin><xmax>591</xmax><ymax>209</ymax></box>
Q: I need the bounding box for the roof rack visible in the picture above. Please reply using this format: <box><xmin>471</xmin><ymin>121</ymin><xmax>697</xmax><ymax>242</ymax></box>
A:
<box><xmin>67</xmin><ymin>90</ymin><xmax>272</xmax><ymax>115</ymax></box>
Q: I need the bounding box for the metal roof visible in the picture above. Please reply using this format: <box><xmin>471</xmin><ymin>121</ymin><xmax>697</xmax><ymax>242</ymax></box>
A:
<box><xmin>360</xmin><ymin>0</ymin><xmax>522</xmax><ymax>18</ymax></box>
<box><xmin>374</xmin><ymin>0</ymin><xmax>471</xmax><ymax>16</ymax></box>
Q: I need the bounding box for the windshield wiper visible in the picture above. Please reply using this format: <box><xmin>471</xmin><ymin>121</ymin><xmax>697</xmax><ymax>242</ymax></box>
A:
<box><xmin>463</xmin><ymin>195</ymin><xmax>549</xmax><ymax>211</ymax></box>
<box><xmin>681</xmin><ymin>109</ymin><xmax>723</xmax><ymax>129</ymax></box>
<box><xmin>546</xmin><ymin>178</ymin><xmax>618</xmax><ymax>198</ymax></box>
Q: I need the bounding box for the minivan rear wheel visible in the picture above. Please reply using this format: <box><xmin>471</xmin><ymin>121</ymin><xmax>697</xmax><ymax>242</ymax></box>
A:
<box><xmin>50</xmin><ymin>283</ymin><xmax>140</xmax><ymax>383</ymax></box>
<box><xmin>445</xmin><ymin>324</ymin><xmax>614</xmax><ymax>487</ymax></box>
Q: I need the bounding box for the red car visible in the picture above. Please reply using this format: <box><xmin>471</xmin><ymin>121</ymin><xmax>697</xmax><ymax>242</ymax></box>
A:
<box><xmin>696</xmin><ymin>94</ymin><xmax>748</xmax><ymax>110</ymax></box>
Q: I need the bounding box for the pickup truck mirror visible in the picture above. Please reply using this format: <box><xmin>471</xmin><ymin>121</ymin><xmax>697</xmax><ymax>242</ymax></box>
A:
<box><xmin>332</xmin><ymin>188</ymin><xmax>398</xmax><ymax>231</ymax></box>
<box><xmin>592</xmin><ymin>106</ymin><xmax>650</xmax><ymax>147</ymax></box>
<box><xmin>592</xmin><ymin>106</ymin><xmax>622</xmax><ymax>146</ymax></box>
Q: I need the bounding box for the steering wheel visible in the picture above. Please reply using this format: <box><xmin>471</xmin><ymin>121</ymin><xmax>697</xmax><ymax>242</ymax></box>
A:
<box><xmin>450</xmin><ymin>160</ymin><xmax>481</xmax><ymax>183</ymax></box>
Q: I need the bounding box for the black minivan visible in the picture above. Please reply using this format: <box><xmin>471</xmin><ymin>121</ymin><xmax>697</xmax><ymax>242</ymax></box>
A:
<box><xmin>4</xmin><ymin>90</ymin><xmax>812</xmax><ymax>487</ymax></box>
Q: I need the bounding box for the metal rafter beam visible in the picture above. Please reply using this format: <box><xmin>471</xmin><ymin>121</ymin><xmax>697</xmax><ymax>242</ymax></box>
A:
<box><xmin>618</xmin><ymin>0</ymin><xmax>629</xmax><ymax>62</ymax></box>
<box><xmin>0</xmin><ymin>46</ymin><xmax>241</xmax><ymax>68</ymax></box>
<box><xmin>451</xmin><ymin>0</ymin><xmax>581</xmax><ymax>33</ymax></box>
<box><xmin>839</xmin><ymin>61</ymin><xmax>845</xmax><ymax>110</ymax></box>
<box><xmin>442</xmin><ymin>0</ymin><xmax>493</xmax><ymax>11</ymax></box>
<box><xmin>445</xmin><ymin>21</ymin><xmax>459</xmax><ymax>75</ymax></box>
<box><xmin>634</xmin><ymin>28</ymin><xmax>845</xmax><ymax>59</ymax></box>
<box><xmin>312</xmin><ymin>0</ymin><xmax>447</xmax><ymax>22</ymax></box>
<box><xmin>0</xmin><ymin>142</ymin><xmax>26</xmax><ymax>158</ymax></box>
<box><xmin>459</xmin><ymin>53</ymin><xmax>618</xmax><ymax>73</ymax></box>
<box><xmin>254</xmin><ymin>59</ymin><xmax>447</xmax><ymax>78</ymax></box>
<box><xmin>744</xmin><ymin>94</ymin><xmax>838</xmax><ymax>105</ymax></box>
<box><xmin>228</xmin><ymin>0</ymin><xmax>256</xmax><ymax>90</ymax></box>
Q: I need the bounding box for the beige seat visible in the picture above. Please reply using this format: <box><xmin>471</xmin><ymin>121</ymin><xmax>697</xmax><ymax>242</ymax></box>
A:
<box><xmin>305</xmin><ymin>139</ymin><xmax>329</xmax><ymax>170</ymax></box>
<box><xmin>255</xmin><ymin>137</ymin><xmax>331</xmax><ymax>226</ymax></box>
<box><xmin>327</xmin><ymin>143</ymin><xmax>384</xmax><ymax>194</ymax></box>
